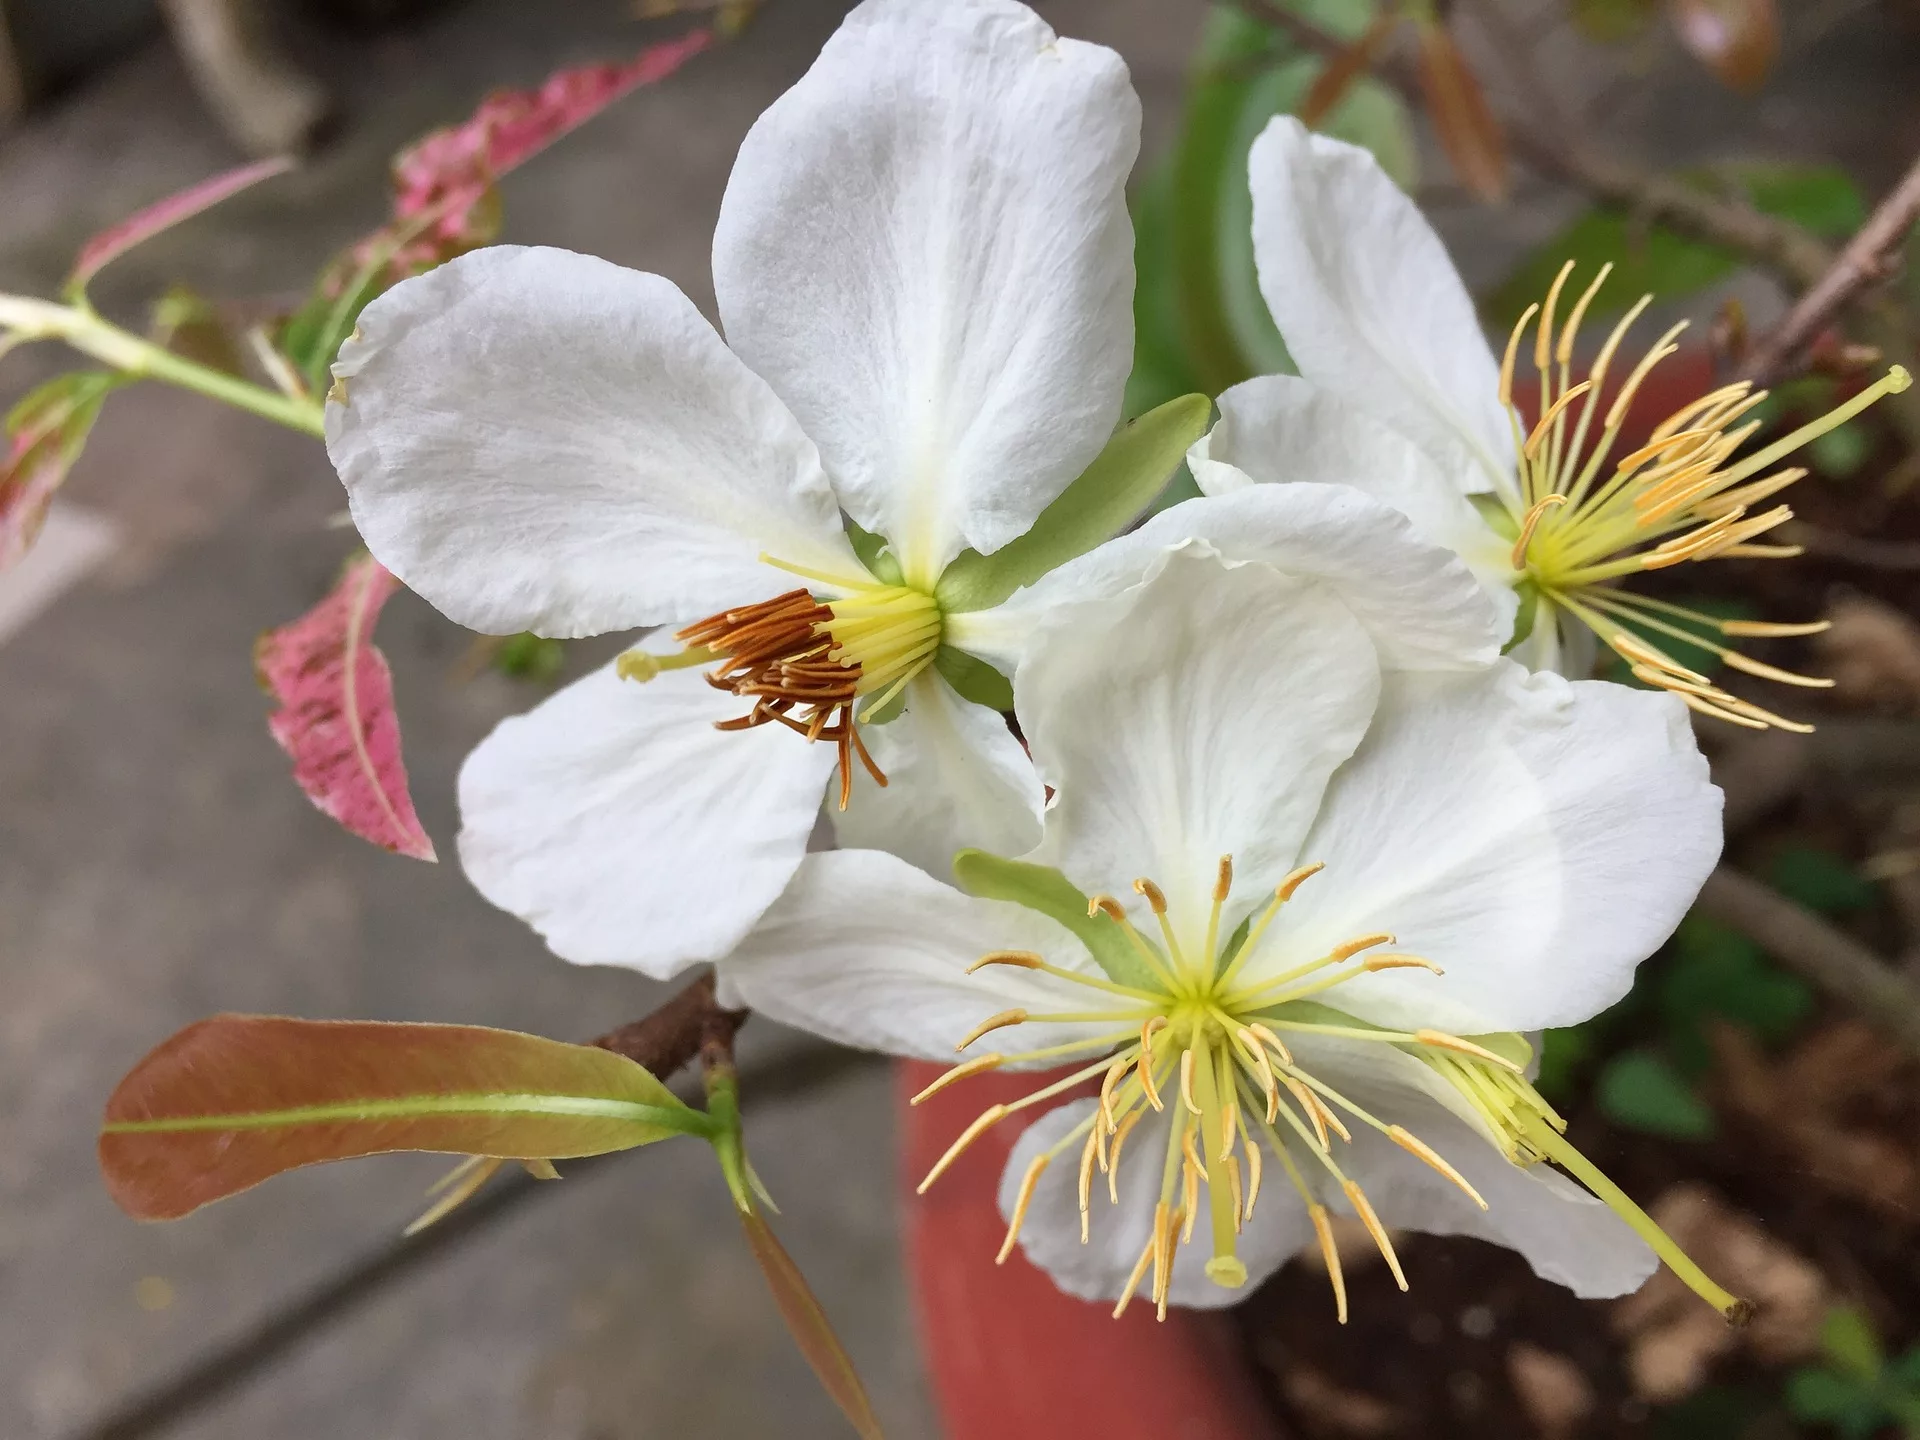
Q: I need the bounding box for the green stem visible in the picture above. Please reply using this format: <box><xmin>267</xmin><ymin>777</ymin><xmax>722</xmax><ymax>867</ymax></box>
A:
<box><xmin>703</xmin><ymin>1057</ymin><xmax>754</xmax><ymax>1215</ymax></box>
<box><xmin>0</xmin><ymin>292</ymin><xmax>326</xmax><ymax>437</ymax></box>
<box><xmin>1522</xmin><ymin>1114</ymin><xmax>1752</xmax><ymax>1324</ymax></box>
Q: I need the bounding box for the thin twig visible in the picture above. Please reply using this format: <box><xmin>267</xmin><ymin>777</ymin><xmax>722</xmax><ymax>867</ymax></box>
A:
<box><xmin>591</xmin><ymin>970</ymin><xmax>748</xmax><ymax>1078</ymax></box>
<box><xmin>1744</xmin><ymin>150</ymin><xmax>1920</xmax><ymax>384</ymax></box>
<box><xmin>1237</xmin><ymin>0</ymin><xmax>1835</xmax><ymax>288</ymax></box>
<box><xmin>1695</xmin><ymin>866</ymin><xmax>1920</xmax><ymax>1059</ymax></box>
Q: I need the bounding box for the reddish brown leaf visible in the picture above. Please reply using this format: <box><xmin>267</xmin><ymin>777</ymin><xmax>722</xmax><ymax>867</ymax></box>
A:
<box><xmin>1300</xmin><ymin>16</ymin><xmax>1399</xmax><ymax>129</ymax></box>
<box><xmin>741</xmin><ymin>1210</ymin><xmax>885</xmax><ymax>1440</ymax></box>
<box><xmin>1416</xmin><ymin>23</ymin><xmax>1509</xmax><ymax>203</ymax></box>
<box><xmin>101</xmin><ymin>1015</ymin><xmax>700</xmax><ymax>1221</ymax></box>
<box><xmin>68</xmin><ymin>157</ymin><xmax>294</xmax><ymax>294</ymax></box>
<box><xmin>1671</xmin><ymin>0</ymin><xmax>1779</xmax><ymax>92</ymax></box>
<box><xmin>0</xmin><ymin>371</ymin><xmax>120</xmax><ymax>569</ymax></box>
<box><xmin>256</xmin><ymin>555</ymin><xmax>435</xmax><ymax>859</ymax></box>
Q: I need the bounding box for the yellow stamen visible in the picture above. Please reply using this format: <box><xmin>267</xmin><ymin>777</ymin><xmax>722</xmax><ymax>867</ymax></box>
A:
<box><xmin>1309</xmin><ymin>1204</ymin><xmax>1349</xmax><ymax>1324</ymax></box>
<box><xmin>1389</xmin><ymin>1125</ymin><xmax>1488</xmax><ymax>1209</ymax></box>
<box><xmin>910</xmin><ymin>1053</ymin><xmax>1004</xmax><ymax>1104</ymax></box>
<box><xmin>955</xmin><ymin>1009</ymin><xmax>1027</xmax><ymax>1052</ymax></box>
<box><xmin>1510</xmin><ymin>494</ymin><xmax>1568</xmax><ymax>568</ymax></box>
<box><xmin>917</xmin><ymin>1104</ymin><xmax>1008</xmax><ymax>1193</ymax></box>
<box><xmin>997</xmin><ymin>1153</ymin><xmax>1049</xmax><ymax>1263</ymax></box>
<box><xmin>1344</xmin><ymin>1181</ymin><xmax>1409</xmax><ymax>1291</ymax></box>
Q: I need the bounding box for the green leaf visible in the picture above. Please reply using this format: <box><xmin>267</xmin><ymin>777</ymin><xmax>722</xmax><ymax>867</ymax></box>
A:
<box><xmin>1126</xmin><ymin>159</ymin><xmax>1206</xmax><ymax>421</ymax></box>
<box><xmin>494</xmin><ymin>631</ymin><xmax>567</xmax><ymax>683</ymax></box>
<box><xmin>1822</xmin><ymin>1308</ymin><xmax>1886</xmax><ymax>1382</ymax></box>
<box><xmin>935</xmin><ymin>394</ymin><xmax>1211</xmax><ymax>613</ymax></box>
<box><xmin>1735</xmin><ymin>161</ymin><xmax>1866</xmax><ymax>237</ymax></box>
<box><xmin>99</xmin><ymin>1014</ymin><xmax>706</xmax><ymax>1220</ymax></box>
<box><xmin>1768</xmin><ymin>845</ymin><xmax>1877</xmax><ymax>915</ymax></box>
<box><xmin>740</xmin><ymin>1210</ymin><xmax>885</xmax><ymax>1440</ymax></box>
<box><xmin>1570</xmin><ymin>0</ymin><xmax>1659</xmax><ymax>43</ymax></box>
<box><xmin>1661</xmin><ymin>913</ymin><xmax>1812</xmax><ymax>1056</ymax></box>
<box><xmin>951</xmin><ymin>850</ymin><xmax>1159</xmax><ymax>990</ymax></box>
<box><xmin>1809</xmin><ymin>423</ymin><xmax>1872</xmax><ymax>480</ymax></box>
<box><xmin>1532</xmin><ymin>1023</ymin><xmax>1596</xmax><ymax>1101</ymax></box>
<box><xmin>1596</xmin><ymin>1050</ymin><xmax>1716</xmax><ymax>1138</ymax></box>
<box><xmin>933</xmin><ymin>646</ymin><xmax>1013</xmax><ymax>712</ymax></box>
<box><xmin>1787</xmin><ymin>1369</ymin><xmax>1873</xmax><ymax>1423</ymax></box>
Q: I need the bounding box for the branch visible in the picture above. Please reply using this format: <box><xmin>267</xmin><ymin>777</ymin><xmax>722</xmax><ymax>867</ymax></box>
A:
<box><xmin>591</xmin><ymin>971</ymin><xmax>748</xmax><ymax>1080</ymax></box>
<box><xmin>1694</xmin><ymin>866</ymin><xmax>1920</xmax><ymax>1059</ymax></box>
<box><xmin>1241</xmin><ymin>0</ymin><xmax>1834</xmax><ymax>290</ymax></box>
<box><xmin>1743</xmin><ymin>149</ymin><xmax>1920</xmax><ymax>384</ymax></box>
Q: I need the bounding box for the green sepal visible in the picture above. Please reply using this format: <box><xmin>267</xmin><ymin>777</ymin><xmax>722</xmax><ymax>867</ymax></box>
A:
<box><xmin>951</xmin><ymin>850</ymin><xmax>1159</xmax><ymax>991</ymax></box>
<box><xmin>934</xmin><ymin>393</ymin><xmax>1212</xmax><ymax>614</ymax></box>
<box><xmin>933</xmin><ymin>645</ymin><xmax>1014</xmax><ymax>712</ymax></box>
<box><xmin>1502</xmin><ymin>579</ymin><xmax>1541</xmax><ymax>654</ymax></box>
<box><xmin>1468</xmin><ymin>491</ymin><xmax>1520</xmax><ymax>541</ymax></box>
<box><xmin>845</xmin><ymin>517</ymin><xmax>903</xmax><ymax>586</ymax></box>
<box><xmin>1468</xmin><ymin>1031</ymin><xmax>1535</xmax><ymax>1069</ymax></box>
<box><xmin>1213</xmin><ymin>915</ymin><xmax>1253</xmax><ymax>977</ymax></box>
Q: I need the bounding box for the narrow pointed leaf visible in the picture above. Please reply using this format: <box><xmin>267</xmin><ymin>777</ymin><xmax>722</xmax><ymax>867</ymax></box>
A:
<box><xmin>935</xmin><ymin>394</ymin><xmax>1211</xmax><ymax>614</ymax></box>
<box><xmin>1300</xmin><ymin>15</ymin><xmax>1398</xmax><ymax>128</ymax></box>
<box><xmin>1671</xmin><ymin>0</ymin><xmax>1779</xmax><ymax>92</ymax></box>
<box><xmin>101</xmin><ymin>1015</ymin><xmax>703</xmax><ymax>1221</ymax></box>
<box><xmin>1416</xmin><ymin>24</ymin><xmax>1508</xmax><ymax>202</ymax></box>
<box><xmin>67</xmin><ymin>157</ymin><xmax>295</xmax><ymax>296</ymax></box>
<box><xmin>951</xmin><ymin>850</ymin><xmax>1157</xmax><ymax>990</ymax></box>
<box><xmin>1</xmin><ymin>371</ymin><xmax>120</xmax><ymax>569</ymax></box>
<box><xmin>256</xmin><ymin>555</ymin><xmax>436</xmax><ymax>859</ymax></box>
<box><xmin>740</xmin><ymin>1210</ymin><xmax>885</xmax><ymax>1440</ymax></box>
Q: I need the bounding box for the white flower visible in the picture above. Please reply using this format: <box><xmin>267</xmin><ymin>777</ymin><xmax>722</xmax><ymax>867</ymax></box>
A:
<box><xmin>325</xmin><ymin>0</ymin><xmax>1148</xmax><ymax>976</ymax></box>
<box><xmin>722</xmin><ymin>549</ymin><xmax>1741</xmax><ymax>1322</ymax></box>
<box><xmin>1192</xmin><ymin>115</ymin><xmax>1910</xmax><ymax>730</ymax></box>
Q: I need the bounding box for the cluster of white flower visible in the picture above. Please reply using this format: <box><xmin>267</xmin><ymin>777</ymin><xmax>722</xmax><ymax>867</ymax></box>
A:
<box><xmin>325</xmin><ymin>0</ymin><xmax>1766</xmax><ymax>1324</ymax></box>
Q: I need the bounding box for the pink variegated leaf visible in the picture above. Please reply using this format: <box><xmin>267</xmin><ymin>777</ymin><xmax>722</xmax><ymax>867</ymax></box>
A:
<box><xmin>276</xmin><ymin>31</ymin><xmax>710</xmax><ymax>390</ymax></box>
<box><xmin>385</xmin><ymin>28</ymin><xmax>712</xmax><ymax>270</ymax></box>
<box><xmin>256</xmin><ymin>555</ymin><xmax>436</xmax><ymax>861</ymax></box>
<box><xmin>67</xmin><ymin>157</ymin><xmax>295</xmax><ymax>295</ymax></box>
<box><xmin>1</xmin><ymin>371</ymin><xmax>121</xmax><ymax>569</ymax></box>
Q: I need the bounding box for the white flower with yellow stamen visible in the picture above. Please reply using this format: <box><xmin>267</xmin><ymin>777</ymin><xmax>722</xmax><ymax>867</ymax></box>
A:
<box><xmin>1190</xmin><ymin>115</ymin><xmax>1911</xmax><ymax>731</ymax></box>
<box><xmin>723</xmin><ymin>550</ymin><xmax>1741</xmax><ymax>1321</ymax></box>
<box><xmin>325</xmin><ymin>0</ymin><xmax>1149</xmax><ymax>976</ymax></box>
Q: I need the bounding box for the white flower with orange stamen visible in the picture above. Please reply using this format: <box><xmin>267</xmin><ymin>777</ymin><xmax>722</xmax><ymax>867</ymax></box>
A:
<box><xmin>723</xmin><ymin>549</ymin><xmax>1743</xmax><ymax>1322</ymax></box>
<box><xmin>1190</xmin><ymin>116</ymin><xmax>1911</xmax><ymax>732</ymax></box>
<box><xmin>324</xmin><ymin>0</ymin><xmax>1150</xmax><ymax>975</ymax></box>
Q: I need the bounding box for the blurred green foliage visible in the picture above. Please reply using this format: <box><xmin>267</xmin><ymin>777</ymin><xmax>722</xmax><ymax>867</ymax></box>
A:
<box><xmin>1788</xmin><ymin>1308</ymin><xmax>1920</xmax><ymax>1438</ymax></box>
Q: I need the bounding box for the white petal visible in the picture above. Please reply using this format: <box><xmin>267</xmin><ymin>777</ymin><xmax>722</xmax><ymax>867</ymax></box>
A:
<box><xmin>712</xmin><ymin>0</ymin><xmax>1138</xmax><ymax>583</ymax></box>
<box><xmin>1000</xmin><ymin>1099</ymin><xmax>1313</xmax><ymax>1308</ymax></box>
<box><xmin>1247</xmin><ymin>117</ymin><xmax>1516</xmax><ymax>499</ymax></box>
<box><xmin>1338</xmin><ymin>1089</ymin><xmax>1656</xmax><ymax>1299</ymax></box>
<box><xmin>1022</xmin><ymin>550</ymin><xmax>1380</xmax><ymax>955</ymax></box>
<box><xmin>457</xmin><ymin>659</ymin><xmax>834</xmax><ymax>976</ymax></box>
<box><xmin>946</xmin><ymin>484</ymin><xmax>1505</xmax><ymax>676</ymax></box>
<box><xmin>1196</xmin><ymin>374</ymin><xmax>1518</xmax><ymax>613</ymax></box>
<box><xmin>722</xmin><ymin>850</ymin><xmax>1129</xmax><ymax>1061</ymax></box>
<box><xmin>828</xmin><ymin>671</ymin><xmax>1044</xmax><ymax>883</ymax></box>
<box><xmin>328</xmin><ymin>245</ymin><xmax>861</xmax><ymax>638</ymax></box>
<box><xmin>1255</xmin><ymin>663</ymin><xmax>1721</xmax><ymax>1034</ymax></box>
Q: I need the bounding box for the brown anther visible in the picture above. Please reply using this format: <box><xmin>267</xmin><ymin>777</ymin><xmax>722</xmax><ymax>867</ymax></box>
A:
<box><xmin>1133</xmin><ymin>877</ymin><xmax>1169</xmax><ymax>914</ymax></box>
<box><xmin>1138</xmin><ymin>1018</ymin><xmax>1167</xmax><ymax>1111</ymax></box>
<box><xmin>1249</xmin><ymin>1022</ymin><xmax>1294</xmax><ymax>1068</ymax></box>
<box><xmin>1113</xmin><ymin>1226</ymin><xmax>1159</xmax><ymax>1320</ymax></box>
<box><xmin>1327</xmin><ymin>932</ymin><xmax>1395</xmax><ymax>964</ymax></box>
<box><xmin>675</xmin><ymin>587</ymin><xmax>883</xmax><ymax>809</ymax></box>
<box><xmin>1089</xmin><ymin>895</ymin><xmax>1129</xmax><ymax>923</ymax></box>
<box><xmin>1099</xmin><ymin>1054</ymin><xmax>1132</xmax><ymax>1132</ymax></box>
<box><xmin>1214</xmin><ymin>856</ymin><xmax>1234</xmax><ymax>903</ymax></box>
<box><xmin>1363</xmin><ymin>953</ymin><xmax>1445</xmax><ymax>975</ymax></box>
<box><xmin>1179</xmin><ymin>1048</ymin><xmax>1201</xmax><ymax>1116</ymax></box>
<box><xmin>1275</xmin><ymin>863</ymin><xmax>1325</xmax><ymax>903</ymax></box>
<box><xmin>1510</xmin><ymin>494</ymin><xmax>1568</xmax><ymax>569</ymax></box>
<box><xmin>955</xmin><ymin>1009</ymin><xmax>1028</xmax><ymax>1052</ymax></box>
<box><xmin>1284</xmin><ymin>1076</ymin><xmax>1331</xmax><ymax>1149</ymax></box>
<box><xmin>1078</xmin><ymin>1130</ymin><xmax>1099</xmax><ymax>1243</ymax></box>
<box><xmin>1244</xmin><ymin>1142</ymin><xmax>1264</xmax><ymax>1222</ymax></box>
<box><xmin>1226</xmin><ymin>1154</ymin><xmax>1245</xmax><ymax>1234</ymax></box>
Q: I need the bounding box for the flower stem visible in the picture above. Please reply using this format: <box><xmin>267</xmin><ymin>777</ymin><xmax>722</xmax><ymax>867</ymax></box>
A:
<box><xmin>0</xmin><ymin>292</ymin><xmax>326</xmax><ymax>438</ymax></box>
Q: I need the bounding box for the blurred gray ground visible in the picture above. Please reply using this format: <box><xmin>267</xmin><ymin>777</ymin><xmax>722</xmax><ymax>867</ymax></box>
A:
<box><xmin>1</xmin><ymin>2</ymin><xmax>1917</xmax><ymax>1438</ymax></box>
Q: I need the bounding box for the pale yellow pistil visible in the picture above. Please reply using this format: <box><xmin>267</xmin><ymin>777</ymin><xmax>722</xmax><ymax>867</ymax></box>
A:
<box><xmin>617</xmin><ymin>556</ymin><xmax>943</xmax><ymax>807</ymax></box>
<box><xmin>913</xmin><ymin>855</ymin><xmax>1751</xmax><ymax>1327</ymax></box>
<box><xmin>1494</xmin><ymin>258</ymin><xmax>1910</xmax><ymax>732</ymax></box>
